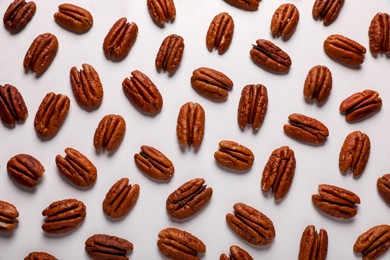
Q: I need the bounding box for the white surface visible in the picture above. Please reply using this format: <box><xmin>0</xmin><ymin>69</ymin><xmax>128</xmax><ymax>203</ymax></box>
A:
<box><xmin>1</xmin><ymin>0</ymin><xmax>390</xmax><ymax>259</ymax></box>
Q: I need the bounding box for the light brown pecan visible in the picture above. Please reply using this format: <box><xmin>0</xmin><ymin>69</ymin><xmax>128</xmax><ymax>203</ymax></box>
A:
<box><xmin>369</xmin><ymin>13</ymin><xmax>390</xmax><ymax>55</ymax></box>
<box><xmin>34</xmin><ymin>92</ymin><xmax>70</xmax><ymax>140</ymax></box>
<box><xmin>339</xmin><ymin>89</ymin><xmax>382</xmax><ymax>122</ymax></box>
<box><xmin>3</xmin><ymin>0</ymin><xmax>36</xmax><ymax>33</ymax></box>
<box><xmin>312</xmin><ymin>184</ymin><xmax>360</xmax><ymax>219</ymax></box>
<box><xmin>176</xmin><ymin>102</ymin><xmax>205</xmax><ymax>149</ymax></box>
<box><xmin>312</xmin><ymin>0</ymin><xmax>344</xmax><ymax>26</ymax></box>
<box><xmin>103</xmin><ymin>17</ymin><xmax>138</xmax><ymax>61</ymax></box>
<box><xmin>85</xmin><ymin>234</ymin><xmax>133</xmax><ymax>260</ymax></box>
<box><xmin>271</xmin><ymin>3</ymin><xmax>299</xmax><ymax>40</ymax></box>
<box><xmin>206</xmin><ymin>12</ymin><xmax>234</xmax><ymax>55</ymax></box>
<box><xmin>93</xmin><ymin>114</ymin><xmax>126</xmax><ymax>153</ymax></box>
<box><xmin>377</xmin><ymin>174</ymin><xmax>390</xmax><ymax>205</ymax></box>
<box><xmin>223</xmin><ymin>0</ymin><xmax>260</xmax><ymax>11</ymax></box>
<box><xmin>298</xmin><ymin>225</ymin><xmax>328</xmax><ymax>260</ymax></box>
<box><xmin>155</xmin><ymin>34</ymin><xmax>184</xmax><ymax>75</ymax></box>
<box><xmin>23</xmin><ymin>33</ymin><xmax>59</xmax><ymax>76</ymax></box>
<box><xmin>303</xmin><ymin>65</ymin><xmax>332</xmax><ymax>104</ymax></box>
<box><xmin>214</xmin><ymin>140</ymin><xmax>254</xmax><ymax>171</ymax></box>
<box><xmin>354</xmin><ymin>224</ymin><xmax>390</xmax><ymax>259</ymax></box>
<box><xmin>0</xmin><ymin>200</ymin><xmax>19</xmax><ymax>232</ymax></box>
<box><xmin>24</xmin><ymin>251</ymin><xmax>57</xmax><ymax>260</ymax></box>
<box><xmin>157</xmin><ymin>227</ymin><xmax>206</xmax><ymax>260</ymax></box>
<box><xmin>54</xmin><ymin>3</ymin><xmax>93</xmax><ymax>34</ymax></box>
<box><xmin>220</xmin><ymin>245</ymin><xmax>253</xmax><ymax>260</ymax></box>
<box><xmin>324</xmin><ymin>34</ymin><xmax>366</xmax><ymax>67</ymax></box>
<box><xmin>147</xmin><ymin>0</ymin><xmax>176</xmax><ymax>26</ymax></box>
<box><xmin>7</xmin><ymin>153</ymin><xmax>45</xmax><ymax>189</ymax></box>
<box><xmin>191</xmin><ymin>67</ymin><xmax>233</xmax><ymax>102</ymax></box>
<box><xmin>0</xmin><ymin>84</ymin><xmax>28</xmax><ymax>128</ymax></box>
<box><xmin>122</xmin><ymin>70</ymin><xmax>163</xmax><ymax>115</ymax></box>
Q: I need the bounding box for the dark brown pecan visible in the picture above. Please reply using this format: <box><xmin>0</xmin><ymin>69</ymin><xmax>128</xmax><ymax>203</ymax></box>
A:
<box><xmin>24</xmin><ymin>251</ymin><xmax>57</xmax><ymax>260</ymax></box>
<box><xmin>93</xmin><ymin>114</ymin><xmax>126</xmax><ymax>153</ymax></box>
<box><xmin>237</xmin><ymin>84</ymin><xmax>268</xmax><ymax>131</ymax></box>
<box><xmin>176</xmin><ymin>102</ymin><xmax>205</xmax><ymax>149</ymax></box>
<box><xmin>339</xmin><ymin>89</ymin><xmax>382</xmax><ymax>122</ymax></box>
<box><xmin>166</xmin><ymin>178</ymin><xmax>213</xmax><ymax>220</ymax></box>
<box><xmin>54</xmin><ymin>3</ymin><xmax>93</xmax><ymax>34</ymax></box>
<box><xmin>34</xmin><ymin>92</ymin><xmax>70</xmax><ymax>140</ymax></box>
<box><xmin>134</xmin><ymin>145</ymin><xmax>174</xmax><ymax>181</ymax></box>
<box><xmin>369</xmin><ymin>13</ymin><xmax>390</xmax><ymax>55</ymax></box>
<box><xmin>339</xmin><ymin>131</ymin><xmax>370</xmax><ymax>177</ymax></box>
<box><xmin>0</xmin><ymin>200</ymin><xmax>19</xmax><ymax>232</ymax></box>
<box><xmin>303</xmin><ymin>65</ymin><xmax>332</xmax><ymax>104</ymax></box>
<box><xmin>157</xmin><ymin>227</ymin><xmax>206</xmax><ymax>259</ymax></box>
<box><xmin>85</xmin><ymin>234</ymin><xmax>133</xmax><ymax>260</ymax></box>
<box><xmin>250</xmin><ymin>39</ymin><xmax>292</xmax><ymax>73</ymax></box>
<box><xmin>324</xmin><ymin>34</ymin><xmax>366</xmax><ymax>67</ymax></box>
<box><xmin>354</xmin><ymin>224</ymin><xmax>390</xmax><ymax>259</ymax></box>
<box><xmin>271</xmin><ymin>3</ymin><xmax>299</xmax><ymax>40</ymax></box>
<box><xmin>155</xmin><ymin>34</ymin><xmax>184</xmax><ymax>75</ymax></box>
<box><xmin>70</xmin><ymin>63</ymin><xmax>103</xmax><ymax>111</ymax></box>
<box><xmin>214</xmin><ymin>140</ymin><xmax>254</xmax><ymax>171</ymax></box>
<box><xmin>147</xmin><ymin>0</ymin><xmax>176</xmax><ymax>26</ymax></box>
<box><xmin>191</xmin><ymin>67</ymin><xmax>233</xmax><ymax>102</ymax></box>
<box><xmin>377</xmin><ymin>174</ymin><xmax>390</xmax><ymax>205</ymax></box>
<box><xmin>3</xmin><ymin>0</ymin><xmax>36</xmax><ymax>33</ymax></box>
<box><xmin>312</xmin><ymin>184</ymin><xmax>360</xmax><ymax>219</ymax></box>
<box><xmin>122</xmin><ymin>70</ymin><xmax>163</xmax><ymax>115</ymax></box>
<box><xmin>42</xmin><ymin>198</ymin><xmax>86</xmax><ymax>234</ymax></box>
<box><xmin>298</xmin><ymin>225</ymin><xmax>328</xmax><ymax>260</ymax></box>
<box><xmin>103</xmin><ymin>17</ymin><xmax>138</xmax><ymax>61</ymax></box>
<box><xmin>223</xmin><ymin>0</ymin><xmax>259</xmax><ymax>11</ymax></box>
<box><xmin>23</xmin><ymin>33</ymin><xmax>59</xmax><ymax>76</ymax></box>
<box><xmin>220</xmin><ymin>245</ymin><xmax>253</xmax><ymax>260</ymax></box>
<box><xmin>0</xmin><ymin>84</ymin><xmax>28</xmax><ymax>128</ymax></box>
<box><xmin>312</xmin><ymin>0</ymin><xmax>344</xmax><ymax>26</ymax></box>
<box><xmin>206</xmin><ymin>12</ymin><xmax>234</xmax><ymax>55</ymax></box>
<box><xmin>7</xmin><ymin>153</ymin><xmax>44</xmax><ymax>189</ymax></box>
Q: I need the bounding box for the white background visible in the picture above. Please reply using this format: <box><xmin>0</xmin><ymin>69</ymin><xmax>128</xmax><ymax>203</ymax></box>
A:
<box><xmin>1</xmin><ymin>0</ymin><xmax>390</xmax><ymax>259</ymax></box>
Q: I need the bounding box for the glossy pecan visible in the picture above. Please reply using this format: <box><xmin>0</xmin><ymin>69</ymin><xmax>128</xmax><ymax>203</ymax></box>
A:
<box><xmin>54</xmin><ymin>3</ymin><xmax>93</xmax><ymax>33</ymax></box>
<box><xmin>147</xmin><ymin>0</ymin><xmax>176</xmax><ymax>26</ymax></box>
<box><xmin>103</xmin><ymin>17</ymin><xmax>138</xmax><ymax>61</ymax></box>
<box><xmin>93</xmin><ymin>114</ymin><xmax>126</xmax><ymax>153</ymax></box>
<box><xmin>85</xmin><ymin>234</ymin><xmax>133</xmax><ymax>260</ymax></box>
<box><xmin>155</xmin><ymin>34</ymin><xmax>184</xmax><ymax>74</ymax></box>
<box><xmin>377</xmin><ymin>174</ymin><xmax>390</xmax><ymax>205</ymax></box>
<box><xmin>220</xmin><ymin>245</ymin><xmax>253</xmax><ymax>260</ymax></box>
<box><xmin>7</xmin><ymin>153</ymin><xmax>45</xmax><ymax>189</ymax></box>
<box><xmin>271</xmin><ymin>3</ymin><xmax>299</xmax><ymax>40</ymax></box>
<box><xmin>298</xmin><ymin>225</ymin><xmax>328</xmax><ymax>260</ymax></box>
<box><xmin>0</xmin><ymin>200</ymin><xmax>19</xmax><ymax>232</ymax></box>
<box><xmin>176</xmin><ymin>102</ymin><xmax>205</xmax><ymax>149</ymax></box>
<box><xmin>24</xmin><ymin>251</ymin><xmax>57</xmax><ymax>260</ymax></box>
<box><xmin>0</xmin><ymin>84</ymin><xmax>28</xmax><ymax>128</ymax></box>
<box><xmin>122</xmin><ymin>70</ymin><xmax>163</xmax><ymax>115</ymax></box>
<box><xmin>3</xmin><ymin>0</ymin><xmax>36</xmax><ymax>33</ymax></box>
<box><xmin>354</xmin><ymin>224</ymin><xmax>390</xmax><ymax>259</ymax></box>
<box><xmin>214</xmin><ymin>140</ymin><xmax>254</xmax><ymax>171</ymax></box>
<box><xmin>312</xmin><ymin>0</ymin><xmax>344</xmax><ymax>26</ymax></box>
<box><xmin>324</xmin><ymin>34</ymin><xmax>366</xmax><ymax>67</ymax></box>
<box><xmin>369</xmin><ymin>13</ymin><xmax>390</xmax><ymax>55</ymax></box>
<box><xmin>250</xmin><ymin>39</ymin><xmax>291</xmax><ymax>73</ymax></box>
<box><xmin>206</xmin><ymin>12</ymin><xmax>234</xmax><ymax>54</ymax></box>
<box><xmin>303</xmin><ymin>65</ymin><xmax>332</xmax><ymax>104</ymax></box>
<box><xmin>223</xmin><ymin>0</ymin><xmax>260</xmax><ymax>11</ymax></box>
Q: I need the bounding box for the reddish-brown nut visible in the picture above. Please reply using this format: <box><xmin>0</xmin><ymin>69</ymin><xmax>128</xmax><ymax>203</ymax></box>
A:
<box><xmin>354</xmin><ymin>224</ymin><xmax>390</xmax><ymax>260</ymax></box>
<box><xmin>223</xmin><ymin>0</ymin><xmax>260</xmax><ymax>11</ymax></box>
<box><xmin>298</xmin><ymin>225</ymin><xmax>328</xmax><ymax>260</ymax></box>
<box><xmin>147</xmin><ymin>0</ymin><xmax>176</xmax><ymax>26</ymax></box>
<box><xmin>176</xmin><ymin>102</ymin><xmax>205</xmax><ymax>149</ymax></box>
<box><xmin>0</xmin><ymin>84</ymin><xmax>28</xmax><ymax>128</ymax></box>
<box><xmin>0</xmin><ymin>200</ymin><xmax>19</xmax><ymax>232</ymax></box>
<box><xmin>312</xmin><ymin>0</ymin><xmax>344</xmax><ymax>26</ymax></box>
<box><xmin>377</xmin><ymin>174</ymin><xmax>390</xmax><ymax>205</ymax></box>
<box><xmin>324</xmin><ymin>34</ymin><xmax>366</xmax><ymax>67</ymax></box>
<box><xmin>271</xmin><ymin>3</ymin><xmax>299</xmax><ymax>40</ymax></box>
<box><xmin>214</xmin><ymin>140</ymin><xmax>254</xmax><ymax>171</ymax></box>
<box><xmin>303</xmin><ymin>65</ymin><xmax>332</xmax><ymax>104</ymax></box>
<box><xmin>93</xmin><ymin>114</ymin><xmax>126</xmax><ymax>153</ymax></box>
<box><xmin>155</xmin><ymin>34</ymin><xmax>184</xmax><ymax>75</ymax></box>
<box><xmin>220</xmin><ymin>245</ymin><xmax>253</xmax><ymax>260</ymax></box>
<box><xmin>85</xmin><ymin>234</ymin><xmax>133</xmax><ymax>260</ymax></box>
<box><xmin>369</xmin><ymin>13</ymin><xmax>390</xmax><ymax>55</ymax></box>
<box><xmin>7</xmin><ymin>153</ymin><xmax>45</xmax><ymax>189</ymax></box>
<box><xmin>24</xmin><ymin>251</ymin><xmax>57</xmax><ymax>260</ymax></box>
<box><xmin>3</xmin><ymin>0</ymin><xmax>36</xmax><ymax>33</ymax></box>
<box><xmin>206</xmin><ymin>12</ymin><xmax>234</xmax><ymax>55</ymax></box>
<box><xmin>54</xmin><ymin>3</ymin><xmax>93</xmax><ymax>33</ymax></box>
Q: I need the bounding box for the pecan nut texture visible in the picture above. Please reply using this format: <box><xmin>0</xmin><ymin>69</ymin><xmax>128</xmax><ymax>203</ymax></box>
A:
<box><xmin>157</xmin><ymin>227</ymin><xmax>206</xmax><ymax>260</ymax></box>
<box><xmin>147</xmin><ymin>0</ymin><xmax>176</xmax><ymax>27</ymax></box>
<box><xmin>55</xmin><ymin>147</ymin><xmax>97</xmax><ymax>188</ymax></box>
<box><xmin>250</xmin><ymin>39</ymin><xmax>292</xmax><ymax>73</ymax></box>
<box><xmin>369</xmin><ymin>13</ymin><xmax>390</xmax><ymax>55</ymax></box>
<box><xmin>354</xmin><ymin>224</ymin><xmax>390</xmax><ymax>260</ymax></box>
<box><xmin>54</xmin><ymin>3</ymin><xmax>93</xmax><ymax>34</ymax></box>
<box><xmin>3</xmin><ymin>0</ymin><xmax>36</xmax><ymax>33</ymax></box>
<box><xmin>298</xmin><ymin>225</ymin><xmax>328</xmax><ymax>260</ymax></box>
<box><xmin>223</xmin><ymin>0</ymin><xmax>260</xmax><ymax>11</ymax></box>
<box><xmin>206</xmin><ymin>12</ymin><xmax>234</xmax><ymax>55</ymax></box>
<box><xmin>93</xmin><ymin>114</ymin><xmax>126</xmax><ymax>153</ymax></box>
<box><xmin>134</xmin><ymin>145</ymin><xmax>174</xmax><ymax>181</ymax></box>
<box><xmin>284</xmin><ymin>113</ymin><xmax>329</xmax><ymax>145</ymax></box>
<box><xmin>155</xmin><ymin>34</ymin><xmax>184</xmax><ymax>75</ymax></box>
<box><xmin>339</xmin><ymin>89</ymin><xmax>382</xmax><ymax>122</ymax></box>
<box><xmin>303</xmin><ymin>65</ymin><xmax>332</xmax><ymax>104</ymax></box>
<box><xmin>7</xmin><ymin>153</ymin><xmax>45</xmax><ymax>189</ymax></box>
<box><xmin>220</xmin><ymin>245</ymin><xmax>253</xmax><ymax>260</ymax></box>
<box><xmin>0</xmin><ymin>200</ymin><xmax>19</xmax><ymax>232</ymax></box>
<box><xmin>176</xmin><ymin>102</ymin><xmax>205</xmax><ymax>149</ymax></box>
<box><xmin>191</xmin><ymin>67</ymin><xmax>233</xmax><ymax>102</ymax></box>
<box><xmin>312</xmin><ymin>0</ymin><xmax>344</xmax><ymax>26</ymax></box>
<box><xmin>34</xmin><ymin>92</ymin><xmax>70</xmax><ymax>140</ymax></box>
<box><xmin>261</xmin><ymin>146</ymin><xmax>296</xmax><ymax>201</ymax></box>
<box><xmin>23</xmin><ymin>33</ymin><xmax>59</xmax><ymax>76</ymax></box>
<box><xmin>103</xmin><ymin>17</ymin><xmax>138</xmax><ymax>61</ymax></box>
<box><xmin>312</xmin><ymin>184</ymin><xmax>360</xmax><ymax>219</ymax></box>
<box><xmin>24</xmin><ymin>251</ymin><xmax>57</xmax><ymax>260</ymax></box>
<box><xmin>271</xmin><ymin>3</ymin><xmax>299</xmax><ymax>40</ymax></box>
<box><xmin>226</xmin><ymin>203</ymin><xmax>275</xmax><ymax>246</ymax></box>
<box><xmin>70</xmin><ymin>63</ymin><xmax>103</xmax><ymax>111</ymax></box>
<box><xmin>42</xmin><ymin>198</ymin><xmax>86</xmax><ymax>234</ymax></box>
<box><xmin>0</xmin><ymin>84</ymin><xmax>28</xmax><ymax>128</ymax></box>
<box><xmin>339</xmin><ymin>131</ymin><xmax>370</xmax><ymax>177</ymax></box>
<box><xmin>377</xmin><ymin>174</ymin><xmax>390</xmax><ymax>205</ymax></box>
<box><xmin>323</xmin><ymin>34</ymin><xmax>366</xmax><ymax>67</ymax></box>
<box><xmin>85</xmin><ymin>234</ymin><xmax>133</xmax><ymax>260</ymax></box>
<box><xmin>237</xmin><ymin>84</ymin><xmax>268</xmax><ymax>131</ymax></box>
<box><xmin>122</xmin><ymin>70</ymin><xmax>163</xmax><ymax>115</ymax></box>
<box><xmin>214</xmin><ymin>140</ymin><xmax>254</xmax><ymax>171</ymax></box>
<box><xmin>166</xmin><ymin>178</ymin><xmax>213</xmax><ymax>220</ymax></box>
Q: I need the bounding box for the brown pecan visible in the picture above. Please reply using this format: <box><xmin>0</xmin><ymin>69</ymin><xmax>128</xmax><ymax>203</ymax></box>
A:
<box><xmin>34</xmin><ymin>92</ymin><xmax>70</xmax><ymax>140</ymax></box>
<box><xmin>70</xmin><ymin>63</ymin><xmax>103</xmax><ymax>111</ymax></box>
<box><xmin>303</xmin><ymin>65</ymin><xmax>332</xmax><ymax>104</ymax></box>
<box><xmin>147</xmin><ymin>0</ymin><xmax>176</xmax><ymax>26</ymax></box>
<box><xmin>134</xmin><ymin>145</ymin><xmax>174</xmax><ymax>181</ymax></box>
<box><xmin>54</xmin><ymin>3</ymin><xmax>93</xmax><ymax>34</ymax></box>
<box><xmin>312</xmin><ymin>0</ymin><xmax>344</xmax><ymax>26</ymax></box>
<box><xmin>324</xmin><ymin>34</ymin><xmax>366</xmax><ymax>67</ymax></box>
<box><xmin>206</xmin><ymin>12</ymin><xmax>234</xmax><ymax>55</ymax></box>
<box><xmin>0</xmin><ymin>200</ymin><xmax>19</xmax><ymax>232</ymax></box>
<box><xmin>283</xmin><ymin>113</ymin><xmax>329</xmax><ymax>145</ymax></box>
<box><xmin>85</xmin><ymin>234</ymin><xmax>133</xmax><ymax>260</ymax></box>
<box><xmin>377</xmin><ymin>174</ymin><xmax>390</xmax><ymax>205</ymax></box>
<box><xmin>122</xmin><ymin>70</ymin><xmax>163</xmax><ymax>115</ymax></box>
<box><xmin>23</xmin><ymin>33</ymin><xmax>59</xmax><ymax>76</ymax></box>
<box><xmin>93</xmin><ymin>114</ymin><xmax>126</xmax><ymax>153</ymax></box>
<box><xmin>0</xmin><ymin>84</ymin><xmax>28</xmax><ymax>128</ymax></box>
<box><xmin>339</xmin><ymin>131</ymin><xmax>370</xmax><ymax>177</ymax></box>
<box><xmin>214</xmin><ymin>140</ymin><xmax>254</xmax><ymax>171</ymax></box>
<box><xmin>220</xmin><ymin>245</ymin><xmax>253</xmax><ymax>260</ymax></box>
<box><xmin>271</xmin><ymin>3</ymin><xmax>299</xmax><ymax>40</ymax></box>
<box><xmin>55</xmin><ymin>147</ymin><xmax>97</xmax><ymax>188</ymax></box>
<box><xmin>157</xmin><ymin>227</ymin><xmax>206</xmax><ymax>259</ymax></box>
<box><xmin>42</xmin><ymin>198</ymin><xmax>86</xmax><ymax>234</ymax></box>
<box><xmin>250</xmin><ymin>39</ymin><xmax>292</xmax><ymax>73</ymax></box>
<box><xmin>312</xmin><ymin>184</ymin><xmax>360</xmax><ymax>219</ymax></box>
<box><xmin>103</xmin><ymin>17</ymin><xmax>138</xmax><ymax>61</ymax></box>
<box><xmin>354</xmin><ymin>224</ymin><xmax>390</xmax><ymax>259</ymax></box>
<box><xmin>298</xmin><ymin>225</ymin><xmax>328</xmax><ymax>260</ymax></box>
<box><xmin>3</xmin><ymin>0</ymin><xmax>36</xmax><ymax>33</ymax></box>
<box><xmin>223</xmin><ymin>0</ymin><xmax>260</xmax><ymax>11</ymax></box>
<box><xmin>191</xmin><ymin>67</ymin><xmax>233</xmax><ymax>102</ymax></box>
<box><xmin>155</xmin><ymin>34</ymin><xmax>184</xmax><ymax>75</ymax></box>
<box><xmin>24</xmin><ymin>251</ymin><xmax>57</xmax><ymax>260</ymax></box>
<box><xmin>369</xmin><ymin>13</ymin><xmax>390</xmax><ymax>55</ymax></box>
<box><xmin>339</xmin><ymin>89</ymin><xmax>382</xmax><ymax>122</ymax></box>
<box><xmin>237</xmin><ymin>84</ymin><xmax>268</xmax><ymax>131</ymax></box>
<box><xmin>176</xmin><ymin>102</ymin><xmax>205</xmax><ymax>149</ymax></box>
<box><xmin>7</xmin><ymin>153</ymin><xmax>45</xmax><ymax>189</ymax></box>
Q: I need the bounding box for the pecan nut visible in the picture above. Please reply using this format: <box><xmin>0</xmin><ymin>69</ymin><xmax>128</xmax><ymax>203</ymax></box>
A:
<box><xmin>354</xmin><ymin>224</ymin><xmax>390</xmax><ymax>259</ymax></box>
<box><xmin>103</xmin><ymin>17</ymin><xmax>138</xmax><ymax>61</ymax></box>
<box><xmin>176</xmin><ymin>102</ymin><xmax>205</xmax><ymax>149</ymax></box>
<box><xmin>24</xmin><ymin>252</ymin><xmax>56</xmax><ymax>260</ymax></box>
<box><xmin>7</xmin><ymin>153</ymin><xmax>45</xmax><ymax>189</ymax></box>
<box><xmin>271</xmin><ymin>3</ymin><xmax>299</xmax><ymax>40</ymax></box>
<box><xmin>85</xmin><ymin>234</ymin><xmax>133</xmax><ymax>260</ymax></box>
<box><xmin>369</xmin><ymin>13</ymin><xmax>390</xmax><ymax>55</ymax></box>
<box><xmin>93</xmin><ymin>114</ymin><xmax>126</xmax><ymax>153</ymax></box>
<box><xmin>312</xmin><ymin>184</ymin><xmax>360</xmax><ymax>219</ymax></box>
<box><xmin>42</xmin><ymin>198</ymin><xmax>86</xmax><ymax>234</ymax></box>
<box><xmin>298</xmin><ymin>225</ymin><xmax>328</xmax><ymax>260</ymax></box>
<box><xmin>0</xmin><ymin>200</ymin><xmax>19</xmax><ymax>232</ymax></box>
<box><xmin>223</xmin><ymin>0</ymin><xmax>260</xmax><ymax>11</ymax></box>
<box><xmin>377</xmin><ymin>174</ymin><xmax>390</xmax><ymax>205</ymax></box>
<box><xmin>3</xmin><ymin>0</ymin><xmax>36</xmax><ymax>33</ymax></box>
<box><xmin>206</xmin><ymin>12</ymin><xmax>234</xmax><ymax>55</ymax></box>
<box><xmin>303</xmin><ymin>65</ymin><xmax>332</xmax><ymax>104</ymax></box>
<box><xmin>191</xmin><ymin>67</ymin><xmax>233</xmax><ymax>102</ymax></box>
<box><xmin>312</xmin><ymin>0</ymin><xmax>344</xmax><ymax>26</ymax></box>
<box><xmin>220</xmin><ymin>245</ymin><xmax>253</xmax><ymax>260</ymax></box>
<box><xmin>0</xmin><ymin>84</ymin><xmax>28</xmax><ymax>128</ymax></box>
<box><xmin>54</xmin><ymin>3</ymin><xmax>93</xmax><ymax>33</ymax></box>
<box><xmin>155</xmin><ymin>34</ymin><xmax>184</xmax><ymax>75</ymax></box>
<box><xmin>214</xmin><ymin>140</ymin><xmax>254</xmax><ymax>171</ymax></box>
<box><xmin>147</xmin><ymin>0</ymin><xmax>176</xmax><ymax>26</ymax></box>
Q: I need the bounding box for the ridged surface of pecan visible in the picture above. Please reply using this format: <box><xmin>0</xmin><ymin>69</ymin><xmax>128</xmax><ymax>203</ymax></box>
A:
<box><xmin>271</xmin><ymin>3</ymin><xmax>299</xmax><ymax>40</ymax></box>
<box><xmin>93</xmin><ymin>114</ymin><xmax>126</xmax><ymax>152</ymax></box>
<box><xmin>214</xmin><ymin>140</ymin><xmax>254</xmax><ymax>171</ymax></box>
<box><xmin>250</xmin><ymin>39</ymin><xmax>291</xmax><ymax>73</ymax></box>
<box><xmin>24</xmin><ymin>251</ymin><xmax>57</xmax><ymax>260</ymax></box>
<box><xmin>0</xmin><ymin>84</ymin><xmax>28</xmax><ymax>128</ymax></box>
<box><xmin>312</xmin><ymin>0</ymin><xmax>344</xmax><ymax>26</ymax></box>
<box><xmin>369</xmin><ymin>13</ymin><xmax>390</xmax><ymax>55</ymax></box>
<box><xmin>85</xmin><ymin>234</ymin><xmax>133</xmax><ymax>260</ymax></box>
<box><xmin>354</xmin><ymin>224</ymin><xmax>390</xmax><ymax>259</ymax></box>
<box><xmin>303</xmin><ymin>65</ymin><xmax>332</xmax><ymax>104</ymax></box>
<box><xmin>324</xmin><ymin>34</ymin><xmax>366</xmax><ymax>66</ymax></box>
<box><xmin>155</xmin><ymin>34</ymin><xmax>184</xmax><ymax>74</ymax></box>
<box><xmin>3</xmin><ymin>0</ymin><xmax>36</xmax><ymax>33</ymax></box>
<box><xmin>206</xmin><ymin>12</ymin><xmax>234</xmax><ymax>54</ymax></box>
<box><xmin>223</xmin><ymin>0</ymin><xmax>260</xmax><ymax>11</ymax></box>
<box><xmin>298</xmin><ymin>225</ymin><xmax>328</xmax><ymax>260</ymax></box>
<box><xmin>54</xmin><ymin>3</ymin><xmax>93</xmax><ymax>33</ymax></box>
<box><xmin>0</xmin><ymin>200</ymin><xmax>19</xmax><ymax>232</ymax></box>
<box><xmin>176</xmin><ymin>102</ymin><xmax>205</xmax><ymax>149</ymax></box>
<box><xmin>220</xmin><ymin>245</ymin><xmax>253</xmax><ymax>260</ymax></box>
<box><xmin>147</xmin><ymin>0</ymin><xmax>176</xmax><ymax>26</ymax></box>
<box><xmin>7</xmin><ymin>153</ymin><xmax>45</xmax><ymax>189</ymax></box>
<box><xmin>377</xmin><ymin>174</ymin><xmax>390</xmax><ymax>205</ymax></box>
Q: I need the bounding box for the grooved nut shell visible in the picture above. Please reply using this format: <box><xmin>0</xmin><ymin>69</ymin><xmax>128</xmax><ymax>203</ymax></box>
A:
<box><xmin>220</xmin><ymin>245</ymin><xmax>253</xmax><ymax>260</ymax></box>
<box><xmin>214</xmin><ymin>140</ymin><xmax>254</xmax><ymax>171</ymax></box>
<box><xmin>24</xmin><ymin>251</ymin><xmax>57</xmax><ymax>260</ymax></box>
<box><xmin>223</xmin><ymin>0</ymin><xmax>260</xmax><ymax>11</ymax></box>
<box><xmin>85</xmin><ymin>234</ymin><xmax>133</xmax><ymax>260</ymax></box>
<box><xmin>324</xmin><ymin>34</ymin><xmax>366</xmax><ymax>66</ymax></box>
<box><xmin>0</xmin><ymin>84</ymin><xmax>28</xmax><ymax>128</ymax></box>
<box><xmin>369</xmin><ymin>12</ymin><xmax>390</xmax><ymax>55</ymax></box>
<box><xmin>176</xmin><ymin>102</ymin><xmax>205</xmax><ymax>149</ymax></box>
<box><xmin>206</xmin><ymin>12</ymin><xmax>234</xmax><ymax>54</ymax></box>
<box><xmin>3</xmin><ymin>0</ymin><xmax>36</xmax><ymax>33</ymax></box>
<box><xmin>312</xmin><ymin>0</ymin><xmax>344</xmax><ymax>26</ymax></box>
<box><xmin>271</xmin><ymin>3</ymin><xmax>299</xmax><ymax>40</ymax></box>
<box><xmin>303</xmin><ymin>65</ymin><xmax>332</xmax><ymax>104</ymax></box>
<box><xmin>377</xmin><ymin>174</ymin><xmax>390</xmax><ymax>205</ymax></box>
<box><xmin>155</xmin><ymin>34</ymin><xmax>184</xmax><ymax>75</ymax></box>
<box><xmin>7</xmin><ymin>153</ymin><xmax>45</xmax><ymax>189</ymax></box>
<box><xmin>147</xmin><ymin>0</ymin><xmax>176</xmax><ymax>26</ymax></box>
<box><xmin>54</xmin><ymin>3</ymin><xmax>93</xmax><ymax>33</ymax></box>
<box><xmin>298</xmin><ymin>225</ymin><xmax>328</xmax><ymax>260</ymax></box>
<box><xmin>93</xmin><ymin>114</ymin><xmax>126</xmax><ymax>153</ymax></box>
<box><xmin>354</xmin><ymin>224</ymin><xmax>390</xmax><ymax>260</ymax></box>
<box><xmin>0</xmin><ymin>200</ymin><xmax>19</xmax><ymax>232</ymax></box>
